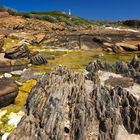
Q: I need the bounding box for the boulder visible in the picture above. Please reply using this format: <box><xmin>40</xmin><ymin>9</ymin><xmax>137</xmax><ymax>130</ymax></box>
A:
<box><xmin>112</xmin><ymin>45</ymin><xmax>124</xmax><ymax>53</ymax></box>
<box><xmin>32</xmin><ymin>33</ymin><xmax>45</xmax><ymax>44</ymax></box>
<box><xmin>103</xmin><ymin>42</ymin><xmax>113</xmax><ymax>47</ymax></box>
<box><xmin>0</xmin><ymin>53</ymin><xmax>28</xmax><ymax>73</ymax></box>
<box><xmin>30</xmin><ymin>53</ymin><xmax>48</xmax><ymax>65</ymax></box>
<box><xmin>116</xmin><ymin>43</ymin><xmax>138</xmax><ymax>51</ymax></box>
<box><xmin>0</xmin><ymin>78</ymin><xmax>18</xmax><ymax>108</ymax></box>
<box><xmin>5</xmin><ymin>43</ymin><xmax>30</xmax><ymax>59</ymax></box>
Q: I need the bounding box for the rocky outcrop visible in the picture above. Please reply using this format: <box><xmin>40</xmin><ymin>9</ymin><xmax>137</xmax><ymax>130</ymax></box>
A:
<box><xmin>86</xmin><ymin>56</ymin><xmax>140</xmax><ymax>84</ymax></box>
<box><xmin>86</xmin><ymin>60</ymin><xmax>113</xmax><ymax>80</ymax></box>
<box><xmin>0</xmin><ymin>78</ymin><xmax>19</xmax><ymax>108</ymax></box>
<box><xmin>5</xmin><ymin>43</ymin><xmax>30</xmax><ymax>59</ymax></box>
<box><xmin>7</xmin><ymin>67</ymin><xmax>140</xmax><ymax>140</ymax></box>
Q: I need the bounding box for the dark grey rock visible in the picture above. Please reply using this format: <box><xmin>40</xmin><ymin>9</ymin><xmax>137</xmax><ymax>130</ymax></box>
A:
<box><xmin>30</xmin><ymin>53</ymin><xmax>48</xmax><ymax>65</ymax></box>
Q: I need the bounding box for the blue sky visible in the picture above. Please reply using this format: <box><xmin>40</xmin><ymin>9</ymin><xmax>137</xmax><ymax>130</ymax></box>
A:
<box><xmin>0</xmin><ymin>0</ymin><xmax>140</xmax><ymax>20</ymax></box>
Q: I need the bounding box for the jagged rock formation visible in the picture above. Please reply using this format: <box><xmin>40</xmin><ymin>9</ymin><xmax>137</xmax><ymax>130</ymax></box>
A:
<box><xmin>30</xmin><ymin>53</ymin><xmax>48</xmax><ymax>65</ymax></box>
<box><xmin>4</xmin><ymin>43</ymin><xmax>30</xmax><ymax>59</ymax></box>
<box><xmin>7</xmin><ymin>67</ymin><xmax>140</xmax><ymax>140</ymax></box>
<box><xmin>86</xmin><ymin>56</ymin><xmax>140</xmax><ymax>84</ymax></box>
<box><xmin>0</xmin><ymin>78</ymin><xmax>19</xmax><ymax>108</ymax></box>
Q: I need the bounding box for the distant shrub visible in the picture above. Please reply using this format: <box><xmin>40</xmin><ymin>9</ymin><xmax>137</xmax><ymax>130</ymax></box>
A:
<box><xmin>0</xmin><ymin>7</ymin><xmax>6</xmax><ymax>12</ymax></box>
<box><xmin>42</xmin><ymin>15</ymin><xmax>58</xmax><ymax>23</ymax></box>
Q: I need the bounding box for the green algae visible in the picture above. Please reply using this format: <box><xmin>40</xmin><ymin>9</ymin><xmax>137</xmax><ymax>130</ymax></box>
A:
<box><xmin>30</xmin><ymin>49</ymin><xmax>138</xmax><ymax>73</ymax></box>
<box><xmin>3</xmin><ymin>38</ymin><xmax>20</xmax><ymax>50</ymax></box>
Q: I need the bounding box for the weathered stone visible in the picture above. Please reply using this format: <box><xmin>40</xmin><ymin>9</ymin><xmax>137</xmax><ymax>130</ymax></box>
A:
<box><xmin>116</xmin><ymin>43</ymin><xmax>138</xmax><ymax>51</ymax></box>
<box><xmin>5</xmin><ymin>43</ymin><xmax>30</xmax><ymax>59</ymax></box>
<box><xmin>92</xmin><ymin>36</ymin><xmax>110</xmax><ymax>44</ymax></box>
<box><xmin>32</xmin><ymin>33</ymin><xmax>45</xmax><ymax>44</ymax></box>
<box><xmin>30</xmin><ymin>53</ymin><xmax>48</xmax><ymax>65</ymax></box>
<box><xmin>0</xmin><ymin>78</ymin><xmax>18</xmax><ymax>108</ymax></box>
<box><xmin>105</xmin><ymin>77</ymin><xmax>134</xmax><ymax>88</ymax></box>
<box><xmin>86</xmin><ymin>57</ymin><xmax>140</xmax><ymax>85</ymax></box>
<box><xmin>7</xmin><ymin>67</ymin><xmax>140</xmax><ymax>140</ymax></box>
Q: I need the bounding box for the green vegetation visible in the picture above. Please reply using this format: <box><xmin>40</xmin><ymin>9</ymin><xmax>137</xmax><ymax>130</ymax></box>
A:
<box><xmin>31</xmin><ymin>49</ymin><xmax>138</xmax><ymax>73</ymax></box>
<box><xmin>3</xmin><ymin>38</ymin><xmax>20</xmax><ymax>50</ymax></box>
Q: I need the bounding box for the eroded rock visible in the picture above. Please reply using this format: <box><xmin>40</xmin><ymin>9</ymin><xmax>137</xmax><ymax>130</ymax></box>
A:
<box><xmin>30</xmin><ymin>53</ymin><xmax>48</xmax><ymax>65</ymax></box>
<box><xmin>5</xmin><ymin>43</ymin><xmax>30</xmax><ymax>59</ymax></box>
<box><xmin>115</xmin><ymin>43</ymin><xmax>138</xmax><ymax>51</ymax></box>
<box><xmin>7</xmin><ymin>67</ymin><xmax>140</xmax><ymax>140</ymax></box>
<box><xmin>0</xmin><ymin>78</ymin><xmax>19</xmax><ymax>108</ymax></box>
<box><xmin>86</xmin><ymin>56</ymin><xmax>140</xmax><ymax>84</ymax></box>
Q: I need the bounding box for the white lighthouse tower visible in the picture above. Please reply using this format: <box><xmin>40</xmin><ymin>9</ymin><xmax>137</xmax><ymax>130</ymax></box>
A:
<box><xmin>68</xmin><ymin>9</ymin><xmax>71</xmax><ymax>16</ymax></box>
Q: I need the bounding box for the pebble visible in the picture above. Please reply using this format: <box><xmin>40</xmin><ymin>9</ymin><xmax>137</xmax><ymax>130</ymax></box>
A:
<box><xmin>10</xmin><ymin>70</ymin><xmax>23</xmax><ymax>76</ymax></box>
<box><xmin>4</xmin><ymin>73</ymin><xmax>12</xmax><ymax>78</ymax></box>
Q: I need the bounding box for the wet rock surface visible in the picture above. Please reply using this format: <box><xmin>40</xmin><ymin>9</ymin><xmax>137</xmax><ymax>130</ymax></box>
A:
<box><xmin>0</xmin><ymin>78</ymin><xmax>19</xmax><ymax>108</ymax></box>
<box><xmin>7</xmin><ymin>67</ymin><xmax>140</xmax><ymax>140</ymax></box>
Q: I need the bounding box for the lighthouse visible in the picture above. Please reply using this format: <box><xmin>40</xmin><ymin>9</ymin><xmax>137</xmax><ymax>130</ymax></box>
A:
<box><xmin>68</xmin><ymin>9</ymin><xmax>71</xmax><ymax>16</ymax></box>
